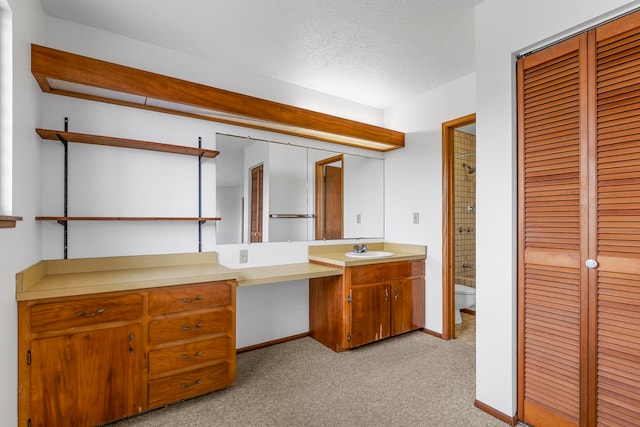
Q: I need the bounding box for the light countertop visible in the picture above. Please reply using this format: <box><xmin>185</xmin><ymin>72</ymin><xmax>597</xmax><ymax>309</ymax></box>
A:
<box><xmin>16</xmin><ymin>252</ymin><xmax>342</xmax><ymax>301</ymax></box>
<box><xmin>235</xmin><ymin>263</ymin><xmax>342</xmax><ymax>287</ymax></box>
<box><xmin>16</xmin><ymin>252</ymin><xmax>237</xmax><ymax>301</ymax></box>
<box><xmin>16</xmin><ymin>244</ymin><xmax>426</xmax><ymax>301</ymax></box>
<box><xmin>308</xmin><ymin>242</ymin><xmax>427</xmax><ymax>267</ymax></box>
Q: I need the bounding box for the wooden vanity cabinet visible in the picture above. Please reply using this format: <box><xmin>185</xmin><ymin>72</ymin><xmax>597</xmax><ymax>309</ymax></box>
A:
<box><xmin>18</xmin><ymin>280</ymin><xmax>236</xmax><ymax>427</ymax></box>
<box><xmin>147</xmin><ymin>281</ymin><xmax>236</xmax><ymax>408</ymax></box>
<box><xmin>30</xmin><ymin>325</ymin><xmax>143</xmax><ymax>427</ymax></box>
<box><xmin>19</xmin><ymin>293</ymin><xmax>144</xmax><ymax>427</ymax></box>
<box><xmin>310</xmin><ymin>260</ymin><xmax>425</xmax><ymax>351</ymax></box>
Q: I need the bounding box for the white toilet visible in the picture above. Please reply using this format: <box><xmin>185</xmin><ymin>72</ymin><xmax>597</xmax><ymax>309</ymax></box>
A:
<box><xmin>455</xmin><ymin>284</ymin><xmax>476</xmax><ymax>324</ymax></box>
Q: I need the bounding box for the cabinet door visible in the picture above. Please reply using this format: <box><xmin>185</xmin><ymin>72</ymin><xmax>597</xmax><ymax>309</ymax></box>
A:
<box><xmin>30</xmin><ymin>324</ymin><xmax>143</xmax><ymax>427</ymax></box>
<box><xmin>349</xmin><ymin>283</ymin><xmax>390</xmax><ymax>347</ymax></box>
<box><xmin>30</xmin><ymin>334</ymin><xmax>76</xmax><ymax>426</ymax></box>
<box><xmin>390</xmin><ymin>278</ymin><xmax>424</xmax><ymax>336</ymax></box>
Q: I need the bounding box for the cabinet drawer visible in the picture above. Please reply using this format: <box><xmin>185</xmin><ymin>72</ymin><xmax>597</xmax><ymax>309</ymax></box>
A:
<box><xmin>30</xmin><ymin>293</ymin><xmax>142</xmax><ymax>333</ymax></box>
<box><xmin>148</xmin><ymin>362</ymin><xmax>233</xmax><ymax>408</ymax></box>
<box><xmin>349</xmin><ymin>261</ymin><xmax>424</xmax><ymax>285</ymax></box>
<box><xmin>149</xmin><ymin>309</ymin><xmax>232</xmax><ymax>345</ymax></box>
<box><xmin>148</xmin><ymin>281</ymin><xmax>233</xmax><ymax>315</ymax></box>
<box><xmin>149</xmin><ymin>336</ymin><xmax>232</xmax><ymax>377</ymax></box>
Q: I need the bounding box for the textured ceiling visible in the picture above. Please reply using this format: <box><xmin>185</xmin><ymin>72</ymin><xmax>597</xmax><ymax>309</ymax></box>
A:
<box><xmin>39</xmin><ymin>0</ymin><xmax>480</xmax><ymax>109</ymax></box>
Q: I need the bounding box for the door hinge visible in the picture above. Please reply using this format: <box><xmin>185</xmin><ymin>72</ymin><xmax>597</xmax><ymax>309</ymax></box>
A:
<box><xmin>27</xmin><ymin>350</ymin><xmax>31</xmax><ymax>366</ymax></box>
<box><xmin>28</xmin><ymin>419</ymin><xmax>31</xmax><ymax>427</ymax></box>
<box><xmin>347</xmin><ymin>334</ymin><xmax>351</xmax><ymax>342</ymax></box>
<box><xmin>347</xmin><ymin>295</ymin><xmax>352</xmax><ymax>303</ymax></box>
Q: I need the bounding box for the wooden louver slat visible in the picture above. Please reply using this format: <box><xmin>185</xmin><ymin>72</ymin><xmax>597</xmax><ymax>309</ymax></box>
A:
<box><xmin>595</xmin><ymin>24</ymin><xmax>640</xmax><ymax>425</ymax></box>
<box><xmin>518</xmin><ymin>33</ymin><xmax>586</xmax><ymax>427</ymax></box>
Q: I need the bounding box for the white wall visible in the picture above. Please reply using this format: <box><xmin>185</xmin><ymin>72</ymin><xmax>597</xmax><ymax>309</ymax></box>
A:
<box><xmin>216</xmin><ymin>185</ymin><xmax>243</xmax><ymax>244</ymax></box>
<box><xmin>343</xmin><ymin>154</ymin><xmax>384</xmax><ymax>238</ymax></box>
<box><xmin>0</xmin><ymin>1</ymin><xmax>45</xmax><ymax>426</ymax></box>
<box><xmin>384</xmin><ymin>72</ymin><xmax>476</xmax><ymax>333</ymax></box>
<box><xmin>474</xmin><ymin>0</ymin><xmax>640</xmax><ymax>417</ymax></box>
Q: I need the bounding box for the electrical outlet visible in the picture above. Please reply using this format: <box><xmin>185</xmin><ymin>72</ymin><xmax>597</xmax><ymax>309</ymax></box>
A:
<box><xmin>239</xmin><ymin>249</ymin><xmax>248</xmax><ymax>264</ymax></box>
<box><xmin>413</xmin><ymin>212</ymin><xmax>419</xmax><ymax>224</ymax></box>
<box><xmin>356</xmin><ymin>214</ymin><xmax>361</xmax><ymax>224</ymax></box>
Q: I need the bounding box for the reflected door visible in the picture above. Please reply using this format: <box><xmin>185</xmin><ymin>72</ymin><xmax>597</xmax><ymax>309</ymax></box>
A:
<box><xmin>325</xmin><ymin>165</ymin><xmax>343</xmax><ymax>239</ymax></box>
<box><xmin>315</xmin><ymin>155</ymin><xmax>343</xmax><ymax>240</ymax></box>
<box><xmin>250</xmin><ymin>165</ymin><xmax>263</xmax><ymax>243</ymax></box>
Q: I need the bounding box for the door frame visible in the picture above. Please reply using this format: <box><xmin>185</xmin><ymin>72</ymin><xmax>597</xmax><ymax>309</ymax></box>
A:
<box><xmin>442</xmin><ymin>113</ymin><xmax>476</xmax><ymax>340</ymax></box>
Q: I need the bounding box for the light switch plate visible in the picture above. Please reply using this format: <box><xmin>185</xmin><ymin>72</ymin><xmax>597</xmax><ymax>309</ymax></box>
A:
<box><xmin>413</xmin><ymin>212</ymin><xmax>419</xmax><ymax>224</ymax></box>
<box><xmin>240</xmin><ymin>249</ymin><xmax>248</xmax><ymax>263</ymax></box>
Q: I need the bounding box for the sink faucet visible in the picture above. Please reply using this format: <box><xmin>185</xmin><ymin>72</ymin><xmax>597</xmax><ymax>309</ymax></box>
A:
<box><xmin>353</xmin><ymin>244</ymin><xmax>367</xmax><ymax>253</ymax></box>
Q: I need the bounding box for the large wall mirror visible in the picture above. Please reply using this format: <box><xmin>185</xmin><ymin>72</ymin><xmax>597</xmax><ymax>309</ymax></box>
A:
<box><xmin>215</xmin><ymin>134</ymin><xmax>384</xmax><ymax>244</ymax></box>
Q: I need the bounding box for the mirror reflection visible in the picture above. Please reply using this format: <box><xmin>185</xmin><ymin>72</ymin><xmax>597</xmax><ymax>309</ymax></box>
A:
<box><xmin>215</xmin><ymin>134</ymin><xmax>384</xmax><ymax>244</ymax></box>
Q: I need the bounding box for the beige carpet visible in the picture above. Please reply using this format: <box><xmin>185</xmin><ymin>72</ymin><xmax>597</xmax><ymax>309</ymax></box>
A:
<box><xmin>108</xmin><ymin>332</ymin><xmax>508</xmax><ymax>426</ymax></box>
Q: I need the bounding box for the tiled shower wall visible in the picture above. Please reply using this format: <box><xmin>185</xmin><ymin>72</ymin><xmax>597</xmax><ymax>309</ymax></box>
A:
<box><xmin>454</xmin><ymin>130</ymin><xmax>476</xmax><ymax>287</ymax></box>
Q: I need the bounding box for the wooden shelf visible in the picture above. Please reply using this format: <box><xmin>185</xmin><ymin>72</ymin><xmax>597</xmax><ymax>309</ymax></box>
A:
<box><xmin>36</xmin><ymin>122</ymin><xmax>218</xmax><ymax>256</ymax></box>
<box><xmin>36</xmin><ymin>129</ymin><xmax>219</xmax><ymax>158</ymax></box>
<box><xmin>0</xmin><ymin>215</ymin><xmax>23</xmax><ymax>229</ymax></box>
<box><xmin>36</xmin><ymin>217</ymin><xmax>221</xmax><ymax>222</ymax></box>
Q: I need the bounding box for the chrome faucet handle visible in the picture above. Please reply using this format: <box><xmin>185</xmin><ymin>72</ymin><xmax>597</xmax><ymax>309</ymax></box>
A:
<box><xmin>353</xmin><ymin>244</ymin><xmax>367</xmax><ymax>253</ymax></box>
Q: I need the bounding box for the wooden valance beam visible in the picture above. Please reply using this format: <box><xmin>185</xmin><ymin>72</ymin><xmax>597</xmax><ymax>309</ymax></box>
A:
<box><xmin>31</xmin><ymin>44</ymin><xmax>404</xmax><ymax>152</ymax></box>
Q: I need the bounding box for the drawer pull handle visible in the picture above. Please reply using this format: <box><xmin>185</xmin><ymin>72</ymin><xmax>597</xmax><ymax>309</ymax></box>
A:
<box><xmin>181</xmin><ymin>351</ymin><xmax>202</xmax><ymax>360</ymax></box>
<box><xmin>181</xmin><ymin>323</ymin><xmax>204</xmax><ymax>331</ymax></box>
<box><xmin>77</xmin><ymin>308</ymin><xmax>105</xmax><ymax>317</ymax></box>
<box><xmin>182</xmin><ymin>296</ymin><xmax>203</xmax><ymax>303</ymax></box>
<box><xmin>394</xmin><ymin>287</ymin><xmax>399</xmax><ymax>300</ymax></box>
<box><xmin>181</xmin><ymin>379</ymin><xmax>202</xmax><ymax>388</ymax></box>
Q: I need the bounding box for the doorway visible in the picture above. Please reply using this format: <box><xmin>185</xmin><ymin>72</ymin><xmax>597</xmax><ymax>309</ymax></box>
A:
<box><xmin>315</xmin><ymin>154</ymin><xmax>344</xmax><ymax>240</ymax></box>
<box><xmin>442</xmin><ymin>113</ymin><xmax>476</xmax><ymax>341</ymax></box>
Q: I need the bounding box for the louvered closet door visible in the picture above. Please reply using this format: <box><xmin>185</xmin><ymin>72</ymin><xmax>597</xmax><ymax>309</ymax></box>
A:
<box><xmin>519</xmin><ymin>10</ymin><xmax>640</xmax><ymax>427</ymax></box>
<box><xmin>518</xmin><ymin>34</ymin><xmax>589</xmax><ymax>427</ymax></box>
<box><xmin>592</xmin><ymin>13</ymin><xmax>640</xmax><ymax>427</ymax></box>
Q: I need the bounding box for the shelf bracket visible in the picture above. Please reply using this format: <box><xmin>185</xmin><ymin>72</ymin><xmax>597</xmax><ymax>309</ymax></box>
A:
<box><xmin>54</xmin><ymin>117</ymin><xmax>70</xmax><ymax>259</ymax></box>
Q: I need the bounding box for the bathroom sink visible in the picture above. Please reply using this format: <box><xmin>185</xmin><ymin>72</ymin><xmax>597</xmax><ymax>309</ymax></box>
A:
<box><xmin>345</xmin><ymin>251</ymin><xmax>394</xmax><ymax>258</ymax></box>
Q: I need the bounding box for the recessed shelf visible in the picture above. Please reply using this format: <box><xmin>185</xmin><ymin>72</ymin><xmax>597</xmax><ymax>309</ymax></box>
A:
<box><xmin>36</xmin><ymin>129</ymin><xmax>219</xmax><ymax>158</ymax></box>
